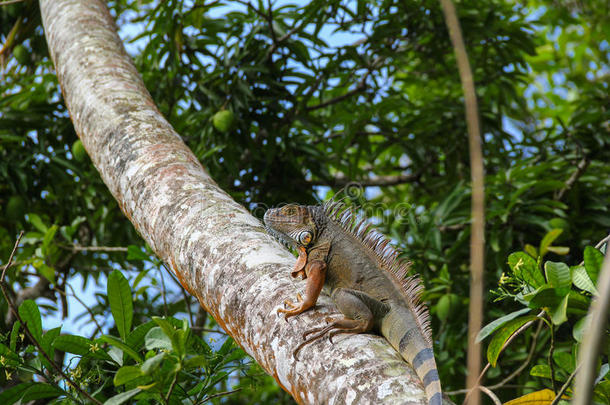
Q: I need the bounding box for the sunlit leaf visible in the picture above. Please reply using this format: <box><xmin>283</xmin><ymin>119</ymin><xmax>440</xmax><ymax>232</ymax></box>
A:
<box><xmin>508</xmin><ymin>252</ymin><xmax>545</xmax><ymax>288</ymax></box>
<box><xmin>571</xmin><ymin>265</ymin><xmax>598</xmax><ymax>295</ymax></box>
<box><xmin>476</xmin><ymin>308</ymin><xmax>531</xmax><ymax>343</ymax></box>
<box><xmin>487</xmin><ymin>315</ymin><xmax>538</xmax><ymax>367</ymax></box>
<box><xmin>584</xmin><ymin>246</ymin><xmax>604</xmax><ymax>284</ymax></box>
<box><xmin>108</xmin><ymin>270</ymin><xmax>133</xmax><ymax>341</ymax></box>
<box><xmin>18</xmin><ymin>300</ymin><xmax>42</xmax><ymax>342</ymax></box>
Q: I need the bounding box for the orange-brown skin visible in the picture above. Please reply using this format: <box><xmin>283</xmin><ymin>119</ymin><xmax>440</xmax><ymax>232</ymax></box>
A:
<box><xmin>279</xmin><ymin>259</ymin><xmax>327</xmax><ymax>319</ymax></box>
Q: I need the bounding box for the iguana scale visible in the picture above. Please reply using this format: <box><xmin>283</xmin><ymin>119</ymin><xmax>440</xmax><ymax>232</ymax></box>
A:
<box><xmin>264</xmin><ymin>201</ymin><xmax>443</xmax><ymax>405</ymax></box>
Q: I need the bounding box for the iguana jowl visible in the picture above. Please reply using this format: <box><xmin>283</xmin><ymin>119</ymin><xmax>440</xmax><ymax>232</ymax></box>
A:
<box><xmin>264</xmin><ymin>201</ymin><xmax>443</xmax><ymax>405</ymax></box>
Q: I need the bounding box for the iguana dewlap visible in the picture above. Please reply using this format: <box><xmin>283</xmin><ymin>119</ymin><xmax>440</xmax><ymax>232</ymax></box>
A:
<box><xmin>264</xmin><ymin>201</ymin><xmax>443</xmax><ymax>405</ymax></box>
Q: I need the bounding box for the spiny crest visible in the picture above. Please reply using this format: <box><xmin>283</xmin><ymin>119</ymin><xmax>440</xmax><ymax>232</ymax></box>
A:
<box><xmin>323</xmin><ymin>199</ymin><xmax>432</xmax><ymax>344</ymax></box>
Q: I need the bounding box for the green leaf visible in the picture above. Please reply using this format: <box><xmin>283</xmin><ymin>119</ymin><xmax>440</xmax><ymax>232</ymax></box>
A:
<box><xmin>141</xmin><ymin>352</ymin><xmax>165</xmax><ymax>375</ymax></box>
<box><xmin>596</xmin><ymin>364</ymin><xmax>609</xmax><ymax>385</ymax></box>
<box><xmin>18</xmin><ymin>300</ymin><xmax>42</xmax><ymax>342</ymax></box>
<box><xmin>572</xmin><ymin>315</ymin><xmax>589</xmax><ymax>342</ymax></box>
<box><xmin>103</xmin><ymin>388</ymin><xmax>141</xmax><ymax>405</ymax></box>
<box><xmin>145</xmin><ymin>327</ymin><xmax>173</xmax><ymax>351</ymax></box>
<box><xmin>39</xmin><ymin>327</ymin><xmax>61</xmax><ymax>370</ymax></box>
<box><xmin>127</xmin><ymin>245</ymin><xmax>150</xmax><ymax>261</ymax></box>
<box><xmin>35</xmin><ymin>262</ymin><xmax>55</xmax><ymax>284</ymax></box>
<box><xmin>540</xmin><ymin>229</ymin><xmax>562</xmax><ymax>257</ymax></box>
<box><xmin>0</xmin><ymin>382</ymin><xmax>63</xmax><ymax>402</ymax></box>
<box><xmin>126</xmin><ymin>321</ymin><xmax>156</xmax><ymax>351</ymax></box>
<box><xmin>151</xmin><ymin>317</ymin><xmax>186</xmax><ymax>356</ymax></box>
<box><xmin>476</xmin><ymin>308</ymin><xmax>531</xmax><ymax>343</ymax></box>
<box><xmin>530</xmin><ymin>364</ymin><xmax>552</xmax><ymax>379</ymax></box>
<box><xmin>508</xmin><ymin>252</ymin><xmax>545</xmax><ymax>288</ymax></box>
<box><xmin>553</xmin><ymin>351</ymin><xmax>575</xmax><ymax>374</ymax></box>
<box><xmin>53</xmin><ymin>334</ymin><xmax>92</xmax><ymax>356</ymax></box>
<box><xmin>10</xmin><ymin>320</ymin><xmax>21</xmax><ymax>351</ymax></box>
<box><xmin>108</xmin><ymin>270</ymin><xmax>133</xmax><ymax>341</ymax></box>
<box><xmin>571</xmin><ymin>265</ymin><xmax>598</xmax><ymax>295</ymax></box>
<box><xmin>547</xmin><ymin>246</ymin><xmax>569</xmax><ymax>255</ymax></box>
<box><xmin>584</xmin><ymin>246</ymin><xmax>604</xmax><ymax>284</ymax></box>
<box><xmin>527</xmin><ymin>286</ymin><xmax>561</xmax><ymax>308</ymax></box>
<box><xmin>544</xmin><ymin>261</ymin><xmax>571</xmax><ymax>295</ymax></box>
<box><xmin>550</xmin><ymin>294</ymin><xmax>569</xmax><ymax>325</ymax></box>
<box><xmin>114</xmin><ymin>365</ymin><xmax>143</xmax><ymax>386</ymax></box>
<box><xmin>41</xmin><ymin>225</ymin><xmax>58</xmax><ymax>256</ymax></box>
<box><xmin>487</xmin><ymin>315</ymin><xmax>538</xmax><ymax>367</ymax></box>
<box><xmin>99</xmin><ymin>335</ymin><xmax>142</xmax><ymax>363</ymax></box>
<box><xmin>524</xmin><ymin>244</ymin><xmax>538</xmax><ymax>259</ymax></box>
<box><xmin>27</xmin><ymin>213</ymin><xmax>48</xmax><ymax>233</ymax></box>
<box><xmin>53</xmin><ymin>335</ymin><xmax>112</xmax><ymax>361</ymax></box>
<box><xmin>183</xmin><ymin>354</ymin><xmax>208</xmax><ymax>369</ymax></box>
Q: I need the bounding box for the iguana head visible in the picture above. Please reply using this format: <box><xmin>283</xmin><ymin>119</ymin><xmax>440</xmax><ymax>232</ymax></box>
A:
<box><xmin>264</xmin><ymin>204</ymin><xmax>317</xmax><ymax>249</ymax></box>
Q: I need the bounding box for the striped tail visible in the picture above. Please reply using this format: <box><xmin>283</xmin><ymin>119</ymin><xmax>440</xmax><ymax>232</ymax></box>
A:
<box><xmin>381</xmin><ymin>307</ymin><xmax>443</xmax><ymax>405</ymax></box>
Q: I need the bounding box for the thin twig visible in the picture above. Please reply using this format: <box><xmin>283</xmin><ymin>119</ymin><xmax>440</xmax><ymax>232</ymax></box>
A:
<box><xmin>487</xmin><ymin>318</ymin><xmax>544</xmax><ymax>390</ymax></box>
<box><xmin>1</xmin><ymin>231</ymin><xmax>24</xmax><ymax>281</ymax></box>
<box><xmin>548</xmin><ymin>322</ymin><xmax>558</xmax><ymax>393</ymax></box>
<box><xmin>478</xmin><ymin>386</ymin><xmax>501</xmax><ymax>405</ymax></box>
<box><xmin>307</xmin><ymin>172</ymin><xmax>420</xmax><ymax>187</ymax></box>
<box><xmin>0</xmin><ymin>0</ymin><xmax>27</xmax><ymax>5</ymax></box>
<box><xmin>454</xmin><ymin>311</ymin><xmax>545</xmax><ymax>398</ymax></box>
<box><xmin>577</xmin><ymin>233</ymin><xmax>610</xmax><ymax>266</ymax></box>
<box><xmin>159</xmin><ymin>265</ymin><xmax>169</xmax><ymax>316</ymax></box>
<box><xmin>550</xmin><ymin>365</ymin><xmax>579</xmax><ymax>405</ymax></box>
<box><xmin>555</xmin><ymin>156</ymin><xmax>589</xmax><ymax>200</ymax></box>
<box><xmin>595</xmin><ymin>234</ymin><xmax>610</xmax><ymax>250</ymax></box>
<box><xmin>439</xmin><ymin>2</ymin><xmax>485</xmax><ymax>404</ymax></box>
<box><xmin>201</xmin><ymin>388</ymin><xmax>243</xmax><ymax>402</ymax></box>
<box><xmin>0</xmin><ymin>233</ymin><xmax>103</xmax><ymax>405</ymax></box>
<box><xmin>165</xmin><ymin>372</ymin><xmax>179</xmax><ymax>403</ymax></box>
<box><xmin>54</xmin><ymin>284</ymin><xmax>104</xmax><ymax>336</ymax></box>
<box><xmin>59</xmin><ymin>244</ymin><xmax>128</xmax><ymax>252</ymax></box>
<box><xmin>233</xmin><ymin>0</ymin><xmax>267</xmax><ymax>20</ymax></box>
<box><xmin>265</xmin><ymin>11</ymin><xmax>311</xmax><ymax>59</ymax></box>
<box><xmin>305</xmin><ymin>70</ymin><xmax>372</xmax><ymax>111</ymax></box>
<box><xmin>191</xmin><ymin>326</ymin><xmax>227</xmax><ymax>334</ymax></box>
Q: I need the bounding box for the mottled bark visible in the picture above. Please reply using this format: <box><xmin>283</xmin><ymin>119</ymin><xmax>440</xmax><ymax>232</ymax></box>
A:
<box><xmin>39</xmin><ymin>0</ymin><xmax>429</xmax><ymax>403</ymax></box>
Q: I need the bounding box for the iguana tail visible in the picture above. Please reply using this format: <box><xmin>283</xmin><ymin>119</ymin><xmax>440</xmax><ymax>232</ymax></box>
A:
<box><xmin>382</xmin><ymin>306</ymin><xmax>443</xmax><ymax>405</ymax></box>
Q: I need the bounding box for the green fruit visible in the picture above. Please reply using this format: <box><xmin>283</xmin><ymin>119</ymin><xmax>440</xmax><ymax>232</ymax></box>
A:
<box><xmin>6</xmin><ymin>195</ymin><xmax>26</xmax><ymax>221</ymax></box>
<box><xmin>13</xmin><ymin>45</ymin><xmax>30</xmax><ymax>65</ymax></box>
<box><xmin>71</xmin><ymin>139</ymin><xmax>87</xmax><ymax>162</ymax></box>
<box><xmin>212</xmin><ymin>110</ymin><xmax>235</xmax><ymax>133</ymax></box>
<box><xmin>436</xmin><ymin>293</ymin><xmax>461</xmax><ymax>322</ymax></box>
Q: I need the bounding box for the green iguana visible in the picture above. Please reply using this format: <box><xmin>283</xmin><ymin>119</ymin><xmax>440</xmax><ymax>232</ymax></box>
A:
<box><xmin>264</xmin><ymin>201</ymin><xmax>443</xmax><ymax>405</ymax></box>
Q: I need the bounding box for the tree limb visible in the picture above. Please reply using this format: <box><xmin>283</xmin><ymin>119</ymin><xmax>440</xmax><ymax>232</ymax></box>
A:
<box><xmin>39</xmin><ymin>0</ymin><xmax>433</xmax><ymax>403</ymax></box>
<box><xmin>573</xmin><ymin>245</ymin><xmax>610</xmax><ymax>405</ymax></box>
<box><xmin>439</xmin><ymin>2</ymin><xmax>485</xmax><ymax>405</ymax></box>
<box><xmin>307</xmin><ymin>172</ymin><xmax>420</xmax><ymax>187</ymax></box>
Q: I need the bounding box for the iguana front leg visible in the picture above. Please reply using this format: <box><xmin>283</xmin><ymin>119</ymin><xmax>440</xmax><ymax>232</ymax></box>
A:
<box><xmin>291</xmin><ymin>246</ymin><xmax>308</xmax><ymax>279</ymax></box>
<box><xmin>293</xmin><ymin>288</ymin><xmax>382</xmax><ymax>358</ymax></box>
<box><xmin>278</xmin><ymin>259</ymin><xmax>326</xmax><ymax>319</ymax></box>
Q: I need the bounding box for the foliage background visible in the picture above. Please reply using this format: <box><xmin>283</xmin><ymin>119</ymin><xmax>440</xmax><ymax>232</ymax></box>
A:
<box><xmin>0</xmin><ymin>0</ymin><xmax>608</xmax><ymax>403</ymax></box>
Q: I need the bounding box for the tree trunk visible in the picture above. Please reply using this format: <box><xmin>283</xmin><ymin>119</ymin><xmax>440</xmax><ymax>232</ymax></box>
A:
<box><xmin>39</xmin><ymin>0</ymin><xmax>429</xmax><ymax>403</ymax></box>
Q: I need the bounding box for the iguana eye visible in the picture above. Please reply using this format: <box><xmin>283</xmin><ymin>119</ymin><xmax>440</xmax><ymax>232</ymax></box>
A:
<box><xmin>298</xmin><ymin>231</ymin><xmax>312</xmax><ymax>246</ymax></box>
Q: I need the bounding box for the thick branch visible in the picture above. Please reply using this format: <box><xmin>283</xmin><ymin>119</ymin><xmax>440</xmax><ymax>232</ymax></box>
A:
<box><xmin>39</xmin><ymin>0</ymin><xmax>430</xmax><ymax>403</ymax></box>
